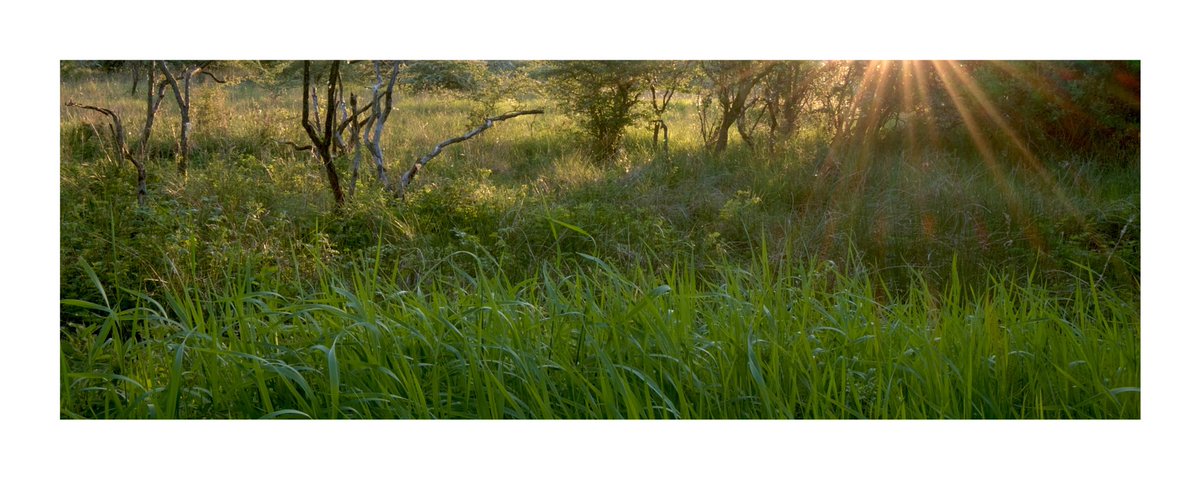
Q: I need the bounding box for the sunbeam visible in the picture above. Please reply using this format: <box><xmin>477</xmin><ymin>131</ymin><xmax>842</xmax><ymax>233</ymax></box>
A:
<box><xmin>931</xmin><ymin>60</ymin><xmax>1045</xmax><ymax>251</ymax></box>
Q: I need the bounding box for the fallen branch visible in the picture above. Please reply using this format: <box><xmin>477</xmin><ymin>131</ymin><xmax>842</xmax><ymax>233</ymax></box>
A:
<box><xmin>396</xmin><ymin>109</ymin><xmax>544</xmax><ymax>197</ymax></box>
<box><xmin>66</xmin><ymin>101</ymin><xmax>147</xmax><ymax>207</ymax></box>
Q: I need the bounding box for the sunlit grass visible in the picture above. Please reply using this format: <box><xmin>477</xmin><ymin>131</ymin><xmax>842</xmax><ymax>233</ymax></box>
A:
<box><xmin>60</xmin><ymin>68</ymin><xmax>1139</xmax><ymax>419</ymax></box>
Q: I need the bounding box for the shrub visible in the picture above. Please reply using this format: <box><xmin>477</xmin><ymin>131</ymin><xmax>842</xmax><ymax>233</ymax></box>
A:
<box><xmin>540</xmin><ymin>61</ymin><xmax>652</xmax><ymax>163</ymax></box>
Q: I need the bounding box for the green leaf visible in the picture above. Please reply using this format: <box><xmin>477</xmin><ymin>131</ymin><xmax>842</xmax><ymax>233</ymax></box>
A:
<box><xmin>259</xmin><ymin>409</ymin><xmax>312</xmax><ymax>419</ymax></box>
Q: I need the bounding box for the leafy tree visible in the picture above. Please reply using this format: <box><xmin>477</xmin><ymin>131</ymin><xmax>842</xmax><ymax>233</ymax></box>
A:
<box><xmin>465</xmin><ymin>61</ymin><xmax>542</xmax><ymax>118</ymax></box>
<box><xmin>644</xmin><ymin>61</ymin><xmax>696</xmax><ymax>154</ymax></box>
<box><xmin>541</xmin><ymin>61</ymin><xmax>652</xmax><ymax>163</ymax></box>
<box><xmin>737</xmin><ymin>61</ymin><xmax>823</xmax><ymax>151</ymax></box>
<box><xmin>964</xmin><ymin>60</ymin><xmax>1139</xmax><ymax>156</ymax></box>
<box><xmin>810</xmin><ymin>61</ymin><xmax>867</xmax><ymax>146</ymax></box>
<box><xmin>696</xmin><ymin>61</ymin><xmax>776</xmax><ymax>153</ymax></box>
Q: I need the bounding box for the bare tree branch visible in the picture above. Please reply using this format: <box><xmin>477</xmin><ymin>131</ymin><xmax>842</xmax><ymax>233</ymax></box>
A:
<box><xmin>195</xmin><ymin>70</ymin><xmax>227</xmax><ymax>84</ymax></box>
<box><xmin>337</xmin><ymin>98</ymin><xmax>376</xmax><ymax>135</ymax></box>
<box><xmin>397</xmin><ymin>109</ymin><xmax>544</xmax><ymax>197</ymax></box>
<box><xmin>310</xmin><ymin>86</ymin><xmax>324</xmax><ymax>133</ymax></box>
<box><xmin>66</xmin><ymin>101</ymin><xmax>147</xmax><ymax>207</ymax></box>
<box><xmin>344</xmin><ymin>93</ymin><xmax>380</xmax><ymax>198</ymax></box>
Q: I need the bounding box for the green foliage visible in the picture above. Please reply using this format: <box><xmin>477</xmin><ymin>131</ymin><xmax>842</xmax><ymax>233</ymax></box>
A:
<box><xmin>402</xmin><ymin>61</ymin><xmax>489</xmax><ymax>93</ymax></box>
<box><xmin>191</xmin><ymin>83</ymin><xmax>231</xmax><ymax>140</ymax></box>
<box><xmin>540</xmin><ymin>61</ymin><xmax>652</xmax><ymax>162</ymax></box>
<box><xmin>465</xmin><ymin>61</ymin><xmax>543</xmax><ymax>119</ymax></box>
<box><xmin>961</xmin><ymin>61</ymin><xmax>1139</xmax><ymax>154</ymax></box>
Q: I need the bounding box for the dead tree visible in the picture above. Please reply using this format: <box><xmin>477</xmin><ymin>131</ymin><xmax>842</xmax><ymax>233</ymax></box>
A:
<box><xmin>299</xmin><ymin>60</ymin><xmax>345</xmax><ymax>207</ymax></box>
<box><xmin>65</xmin><ymin>101</ymin><xmax>147</xmax><ymax>207</ymax></box>
<box><xmin>363</xmin><ymin>61</ymin><xmax>401</xmax><ymax>191</ymax></box>
<box><xmin>397</xmin><ymin>109</ymin><xmax>543</xmax><ymax>198</ymax></box>
<box><xmin>343</xmin><ymin>93</ymin><xmax>376</xmax><ymax>197</ymax></box>
<box><xmin>157</xmin><ymin>61</ymin><xmax>225</xmax><ymax>175</ymax></box>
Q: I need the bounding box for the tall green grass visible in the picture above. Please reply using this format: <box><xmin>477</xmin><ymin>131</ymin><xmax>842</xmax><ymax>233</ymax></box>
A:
<box><xmin>60</xmin><ymin>243</ymin><xmax>1139</xmax><ymax>419</ymax></box>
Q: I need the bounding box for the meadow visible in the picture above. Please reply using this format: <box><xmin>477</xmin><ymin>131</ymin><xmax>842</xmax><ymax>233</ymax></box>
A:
<box><xmin>59</xmin><ymin>68</ymin><xmax>1140</xmax><ymax>419</ymax></box>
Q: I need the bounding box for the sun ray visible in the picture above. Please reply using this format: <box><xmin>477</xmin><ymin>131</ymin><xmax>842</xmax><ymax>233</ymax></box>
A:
<box><xmin>901</xmin><ymin>61</ymin><xmax>937</xmax><ymax>244</ymax></box>
<box><xmin>859</xmin><ymin>60</ymin><xmax>896</xmax><ymax>151</ymax></box>
<box><xmin>814</xmin><ymin>60</ymin><xmax>881</xmax><ymax>256</ymax></box>
<box><xmin>899</xmin><ymin>60</ymin><xmax>919</xmax><ymax>158</ymax></box>
<box><xmin>942</xmin><ymin>62</ymin><xmax>1053</xmax><ymax>177</ymax></box>
<box><xmin>989</xmin><ymin>61</ymin><xmax>1086</xmax><ymax>122</ymax></box>
<box><xmin>840</xmin><ymin>60</ymin><xmax>880</xmax><ymax>146</ymax></box>
<box><xmin>930</xmin><ymin>60</ymin><xmax>1045</xmax><ymax>251</ymax></box>
<box><xmin>838</xmin><ymin>61</ymin><xmax>881</xmax><ymax>239</ymax></box>
<box><xmin>910</xmin><ymin>60</ymin><xmax>944</xmax><ymax>151</ymax></box>
<box><xmin>942</xmin><ymin>61</ymin><xmax>1085</xmax><ymax>228</ymax></box>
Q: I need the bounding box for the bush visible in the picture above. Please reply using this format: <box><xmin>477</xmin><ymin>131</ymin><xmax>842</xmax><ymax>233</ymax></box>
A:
<box><xmin>540</xmin><ymin>61</ymin><xmax>651</xmax><ymax>163</ymax></box>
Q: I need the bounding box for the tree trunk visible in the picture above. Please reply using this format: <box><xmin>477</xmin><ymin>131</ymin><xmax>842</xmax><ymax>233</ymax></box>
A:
<box><xmin>347</xmin><ymin>94</ymin><xmax>364</xmax><ymax>197</ymax></box>
<box><xmin>714</xmin><ymin>80</ymin><xmax>757</xmax><ymax>153</ymax></box>
<box><xmin>661</xmin><ymin>121</ymin><xmax>669</xmax><ymax>155</ymax></box>
<box><xmin>649</xmin><ymin>84</ymin><xmax>675</xmax><ymax>154</ymax></box>
<box><xmin>180</xmin><ymin>73</ymin><xmax>192</xmax><ymax>174</ymax></box>
<box><xmin>301</xmin><ymin>60</ymin><xmax>344</xmax><ymax>207</ymax></box>
<box><xmin>139</xmin><ymin>66</ymin><xmax>169</xmax><ymax>160</ymax></box>
<box><xmin>652</xmin><ymin>120</ymin><xmax>670</xmax><ymax>154</ymax></box>
<box><xmin>130</xmin><ymin>62</ymin><xmax>142</xmax><ymax>96</ymax></box>
<box><xmin>365</xmin><ymin>61</ymin><xmax>400</xmax><ymax>192</ymax></box>
<box><xmin>157</xmin><ymin>61</ymin><xmax>192</xmax><ymax>175</ymax></box>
